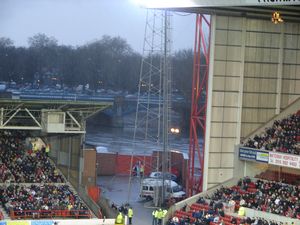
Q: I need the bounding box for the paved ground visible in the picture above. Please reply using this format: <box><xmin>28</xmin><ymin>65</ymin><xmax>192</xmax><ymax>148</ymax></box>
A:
<box><xmin>97</xmin><ymin>175</ymin><xmax>156</xmax><ymax>225</ymax></box>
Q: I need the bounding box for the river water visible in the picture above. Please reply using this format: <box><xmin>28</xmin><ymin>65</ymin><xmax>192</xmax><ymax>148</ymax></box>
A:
<box><xmin>85</xmin><ymin>126</ymin><xmax>191</xmax><ymax>156</ymax></box>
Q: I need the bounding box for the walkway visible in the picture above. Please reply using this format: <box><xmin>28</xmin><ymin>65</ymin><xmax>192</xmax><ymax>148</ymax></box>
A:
<box><xmin>97</xmin><ymin>175</ymin><xmax>154</xmax><ymax>225</ymax></box>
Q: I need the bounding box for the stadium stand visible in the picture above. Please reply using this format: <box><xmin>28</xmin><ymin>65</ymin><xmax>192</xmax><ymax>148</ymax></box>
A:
<box><xmin>0</xmin><ymin>130</ymin><xmax>64</xmax><ymax>183</ymax></box>
<box><xmin>243</xmin><ymin>111</ymin><xmax>300</xmax><ymax>155</ymax></box>
<box><xmin>255</xmin><ymin>170</ymin><xmax>300</xmax><ymax>185</ymax></box>
<box><xmin>167</xmin><ymin>177</ymin><xmax>300</xmax><ymax>224</ymax></box>
<box><xmin>207</xmin><ymin>177</ymin><xmax>300</xmax><ymax>219</ymax></box>
<box><xmin>0</xmin><ymin>130</ymin><xmax>92</xmax><ymax>219</ymax></box>
<box><xmin>169</xmin><ymin>202</ymin><xmax>281</xmax><ymax>225</ymax></box>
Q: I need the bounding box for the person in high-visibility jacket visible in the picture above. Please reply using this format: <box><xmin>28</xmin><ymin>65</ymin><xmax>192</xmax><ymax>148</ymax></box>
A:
<box><xmin>157</xmin><ymin>208</ymin><xmax>163</xmax><ymax>225</ymax></box>
<box><xmin>45</xmin><ymin>144</ymin><xmax>50</xmax><ymax>157</ymax></box>
<box><xmin>115</xmin><ymin>212</ymin><xmax>124</xmax><ymax>224</ymax></box>
<box><xmin>128</xmin><ymin>207</ymin><xmax>133</xmax><ymax>225</ymax></box>
<box><xmin>162</xmin><ymin>209</ymin><xmax>167</xmax><ymax>217</ymax></box>
<box><xmin>238</xmin><ymin>206</ymin><xmax>245</xmax><ymax>217</ymax></box>
<box><xmin>152</xmin><ymin>209</ymin><xmax>158</xmax><ymax>225</ymax></box>
<box><xmin>33</xmin><ymin>143</ymin><xmax>38</xmax><ymax>152</ymax></box>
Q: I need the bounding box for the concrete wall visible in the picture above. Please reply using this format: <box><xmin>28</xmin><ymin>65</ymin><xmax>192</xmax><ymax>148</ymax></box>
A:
<box><xmin>244</xmin><ymin>96</ymin><xmax>300</xmax><ymax>140</ymax></box>
<box><xmin>204</xmin><ymin>15</ymin><xmax>300</xmax><ymax>189</ymax></box>
<box><xmin>47</xmin><ymin>134</ymin><xmax>83</xmax><ymax>189</ymax></box>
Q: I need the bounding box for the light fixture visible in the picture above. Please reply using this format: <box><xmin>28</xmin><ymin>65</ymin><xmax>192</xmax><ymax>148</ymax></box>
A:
<box><xmin>272</xmin><ymin>11</ymin><xmax>283</xmax><ymax>24</ymax></box>
<box><xmin>170</xmin><ymin>127</ymin><xmax>180</xmax><ymax>134</ymax></box>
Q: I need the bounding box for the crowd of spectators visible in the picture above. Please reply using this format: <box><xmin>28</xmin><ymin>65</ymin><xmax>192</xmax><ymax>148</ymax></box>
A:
<box><xmin>0</xmin><ymin>130</ymin><xmax>64</xmax><ymax>183</ymax></box>
<box><xmin>168</xmin><ymin>177</ymin><xmax>300</xmax><ymax>224</ymax></box>
<box><xmin>255</xmin><ymin>170</ymin><xmax>300</xmax><ymax>186</ymax></box>
<box><xmin>208</xmin><ymin>177</ymin><xmax>300</xmax><ymax>219</ymax></box>
<box><xmin>168</xmin><ymin>199</ymin><xmax>282</xmax><ymax>225</ymax></box>
<box><xmin>243</xmin><ymin>111</ymin><xmax>300</xmax><ymax>155</ymax></box>
<box><xmin>0</xmin><ymin>184</ymin><xmax>89</xmax><ymax>215</ymax></box>
<box><xmin>0</xmin><ymin>130</ymin><xmax>90</xmax><ymax>219</ymax></box>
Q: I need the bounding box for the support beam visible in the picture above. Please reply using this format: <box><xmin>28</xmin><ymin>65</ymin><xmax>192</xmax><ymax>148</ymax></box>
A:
<box><xmin>25</xmin><ymin>108</ymin><xmax>42</xmax><ymax>128</ymax></box>
<box><xmin>2</xmin><ymin>108</ymin><xmax>21</xmax><ymax>127</ymax></box>
<box><xmin>275</xmin><ymin>24</ymin><xmax>284</xmax><ymax>114</ymax></box>
<box><xmin>66</xmin><ymin>111</ymin><xmax>82</xmax><ymax>128</ymax></box>
<box><xmin>187</xmin><ymin>14</ymin><xmax>211</xmax><ymax>196</ymax></box>
<box><xmin>0</xmin><ymin>108</ymin><xmax>3</xmax><ymax>126</ymax></box>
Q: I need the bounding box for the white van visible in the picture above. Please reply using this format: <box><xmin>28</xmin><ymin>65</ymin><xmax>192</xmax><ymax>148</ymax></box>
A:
<box><xmin>140</xmin><ymin>178</ymin><xmax>186</xmax><ymax>200</ymax></box>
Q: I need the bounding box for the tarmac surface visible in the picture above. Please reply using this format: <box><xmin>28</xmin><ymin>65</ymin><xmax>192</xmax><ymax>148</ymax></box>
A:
<box><xmin>97</xmin><ymin>175</ymin><xmax>156</xmax><ymax>225</ymax></box>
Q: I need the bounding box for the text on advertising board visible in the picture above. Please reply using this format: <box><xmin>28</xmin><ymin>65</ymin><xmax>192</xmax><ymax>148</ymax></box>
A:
<box><xmin>269</xmin><ymin>152</ymin><xmax>300</xmax><ymax>169</ymax></box>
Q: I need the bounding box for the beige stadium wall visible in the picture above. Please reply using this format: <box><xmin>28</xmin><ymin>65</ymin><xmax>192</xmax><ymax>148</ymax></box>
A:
<box><xmin>203</xmin><ymin>15</ymin><xmax>300</xmax><ymax>190</ymax></box>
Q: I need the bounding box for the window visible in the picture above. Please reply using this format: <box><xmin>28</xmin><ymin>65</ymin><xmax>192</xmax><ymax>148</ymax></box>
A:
<box><xmin>142</xmin><ymin>186</ymin><xmax>148</xmax><ymax>191</ymax></box>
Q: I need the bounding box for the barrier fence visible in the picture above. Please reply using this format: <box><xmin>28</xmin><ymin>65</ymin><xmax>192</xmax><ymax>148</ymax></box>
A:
<box><xmin>0</xmin><ymin>219</ymin><xmax>116</xmax><ymax>225</ymax></box>
<box><xmin>10</xmin><ymin>210</ymin><xmax>91</xmax><ymax>220</ymax></box>
<box><xmin>87</xmin><ymin>186</ymin><xmax>101</xmax><ymax>203</ymax></box>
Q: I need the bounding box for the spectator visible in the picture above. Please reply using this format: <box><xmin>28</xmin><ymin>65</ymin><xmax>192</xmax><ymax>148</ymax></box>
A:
<box><xmin>243</xmin><ymin>113</ymin><xmax>300</xmax><ymax>155</ymax></box>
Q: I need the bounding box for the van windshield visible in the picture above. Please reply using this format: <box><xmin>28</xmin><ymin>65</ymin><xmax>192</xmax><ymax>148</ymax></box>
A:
<box><xmin>172</xmin><ymin>185</ymin><xmax>182</xmax><ymax>192</ymax></box>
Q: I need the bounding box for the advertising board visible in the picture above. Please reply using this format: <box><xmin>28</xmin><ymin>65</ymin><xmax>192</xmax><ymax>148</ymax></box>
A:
<box><xmin>269</xmin><ymin>152</ymin><xmax>300</xmax><ymax>169</ymax></box>
<box><xmin>239</xmin><ymin>147</ymin><xmax>269</xmax><ymax>163</ymax></box>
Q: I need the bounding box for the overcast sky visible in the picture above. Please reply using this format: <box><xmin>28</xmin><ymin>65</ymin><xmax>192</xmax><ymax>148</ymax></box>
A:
<box><xmin>0</xmin><ymin>0</ymin><xmax>195</xmax><ymax>52</ymax></box>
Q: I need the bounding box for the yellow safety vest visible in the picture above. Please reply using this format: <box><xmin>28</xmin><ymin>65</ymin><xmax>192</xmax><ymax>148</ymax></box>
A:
<box><xmin>157</xmin><ymin>210</ymin><xmax>163</xmax><ymax>219</ymax></box>
<box><xmin>116</xmin><ymin>213</ymin><xmax>123</xmax><ymax>223</ymax></box>
<box><xmin>33</xmin><ymin>144</ymin><xmax>38</xmax><ymax>152</ymax></box>
<box><xmin>163</xmin><ymin>209</ymin><xmax>167</xmax><ymax>217</ymax></box>
<box><xmin>128</xmin><ymin>208</ymin><xmax>133</xmax><ymax>218</ymax></box>
<box><xmin>238</xmin><ymin>206</ymin><xmax>245</xmax><ymax>216</ymax></box>
<box><xmin>46</xmin><ymin>145</ymin><xmax>50</xmax><ymax>153</ymax></box>
<box><xmin>154</xmin><ymin>210</ymin><xmax>159</xmax><ymax>218</ymax></box>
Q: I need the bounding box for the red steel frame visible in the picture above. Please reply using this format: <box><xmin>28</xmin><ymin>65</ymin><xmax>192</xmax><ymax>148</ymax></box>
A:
<box><xmin>187</xmin><ymin>14</ymin><xmax>211</xmax><ymax>196</ymax></box>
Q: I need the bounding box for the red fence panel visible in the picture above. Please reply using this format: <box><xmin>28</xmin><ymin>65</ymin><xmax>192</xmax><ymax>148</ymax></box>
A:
<box><xmin>88</xmin><ymin>186</ymin><xmax>101</xmax><ymax>202</ymax></box>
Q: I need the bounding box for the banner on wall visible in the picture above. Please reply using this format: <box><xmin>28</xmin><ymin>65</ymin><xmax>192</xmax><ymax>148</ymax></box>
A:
<box><xmin>31</xmin><ymin>221</ymin><xmax>53</xmax><ymax>225</ymax></box>
<box><xmin>7</xmin><ymin>222</ymin><xmax>30</xmax><ymax>225</ymax></box>
<box><xmin>239</xmin><ymin>147</ymin><xmax>269</xmax><ymax>163</ymax></box>
<box><xmin>269</xmin><ymin>152</ymin><xmax>300</xmax><ymax>169</ymax></box>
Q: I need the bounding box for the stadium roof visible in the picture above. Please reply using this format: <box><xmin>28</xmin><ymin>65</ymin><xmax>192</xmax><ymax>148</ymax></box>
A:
<box><xmin>136</xmin><ymin>0</ymin><xmax>300</xmax><ymax>22</ymax></box>
<box><xmin>172</xmin><ymin>5</ymin><xmax>300</xmax><ymax>22</ymax></box>
<box><xmin>0</xmin><ymin>99</ymin><xmax>112</xmax><ymax>131</ymax></box>
<box><xmin>0</xmin><ymin>99</ymin><xmax>112</xmax><ymax>114</ymax></box>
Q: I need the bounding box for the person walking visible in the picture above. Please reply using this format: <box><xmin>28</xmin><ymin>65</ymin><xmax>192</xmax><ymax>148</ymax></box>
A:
<box><xmin>128</xmin><ymin>207</ymin><xmax>133</xmax><ymax>224</ymax></box>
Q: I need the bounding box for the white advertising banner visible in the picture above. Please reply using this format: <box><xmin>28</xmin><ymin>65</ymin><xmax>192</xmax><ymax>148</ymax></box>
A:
<box><xmin>268</xmin><ymin>152</ymin><xmax>300</xmax><ymax>169</ymax></box>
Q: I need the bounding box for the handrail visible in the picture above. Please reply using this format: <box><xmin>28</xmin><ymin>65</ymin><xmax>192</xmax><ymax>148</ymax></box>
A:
<box><xmin>10</xmin><ymin>209</ymin><xmax>92</xmax><ymax>220</ymax></box>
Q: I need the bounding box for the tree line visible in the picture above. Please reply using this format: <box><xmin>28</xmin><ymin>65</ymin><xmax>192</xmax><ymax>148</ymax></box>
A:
<box><xmin>0</xmin><ymin>34</ymin><xmax>193</xmax><ymax>98</ymax></box>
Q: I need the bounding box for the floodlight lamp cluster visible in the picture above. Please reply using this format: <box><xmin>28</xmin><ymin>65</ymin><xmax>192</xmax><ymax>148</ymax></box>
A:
<box><xmin>170</xmin><ymin>128</ymin><xmax>180</xmax><ymax>134</ymax></box>
<box><xmin>272</xmin><ymin>11</ymin><xmax>283</xmax><ymax>24</ymax></box>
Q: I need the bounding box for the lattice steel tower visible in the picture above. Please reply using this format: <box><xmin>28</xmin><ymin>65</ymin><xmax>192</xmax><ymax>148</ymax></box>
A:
<box><xmin>133</xmin><ymin>9</ymin><xmax>172</xmax><ymax>146</ymax></box>
<box><xmin>128</xmin><ymin>9</ymin><xmax>172</xmax><ymax>206</ymax></box>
